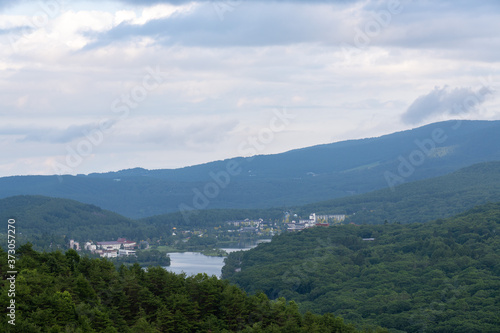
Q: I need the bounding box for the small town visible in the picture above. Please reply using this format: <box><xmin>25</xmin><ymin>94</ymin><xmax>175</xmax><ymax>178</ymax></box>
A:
<box><xmin>67</xmin><ymin>213</ymin><xmax>348</xmax><ymax>260</ymax></box>
<box><xmin>285</xmin><ymin>213</ymin><xmax>346</xmax><ymax>231</ymax></box>
<box><xmin>69</xmin><ymin>238</ymin><xmax>140</xmax><ymax>258</ymax></box>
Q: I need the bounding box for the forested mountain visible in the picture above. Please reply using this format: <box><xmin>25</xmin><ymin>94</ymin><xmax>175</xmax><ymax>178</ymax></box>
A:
<box><xmin>143</xmin><ymin>160</ymin><xmax>500</xmax><ymax>228</ymax></box>
<box><xmin>2</xmin><ymin>159</ymin><xmax>500</xmax><ymax>246</ymax></box>
<box><xmin>1</xmin><ymin>120</ymin><xmax>500</xmax><ymax>218</ymax></box>
<box><xmin>299</xmin><ymin>161</ymin><xmax>500</xmax><ymax>224</ymax></box>
<box><xmin>0</xmin><ymin>195</ymin><xmax>285</xmax><ymax>246</ymax></box>
<box><xmin>222</xmin><ymin>202</ymin><xmax>500</xmax><ymax>332</ymax></box>
<box><xmin>0</xmin><ymin>195</ymin><xmax>148</xmax><ymax>245</ymax></box>
<box><xmin>0</xmin><ymin>245</ymin><xmax>381</xmax><ymax>332</ymax></box>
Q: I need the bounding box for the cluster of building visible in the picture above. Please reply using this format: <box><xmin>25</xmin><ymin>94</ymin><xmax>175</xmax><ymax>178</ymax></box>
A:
<box><xmin>226</xmin><ymin>218</ymin><xmax>275</xmax><ymax>234</ymax></box>
<box><xmin>286</xmin><ymin>213</ymin><xmax>346</xmax><ymax>232</ymax></box>
<box><xmin>69</xmin><ymin>238</ymin><xmax>137</xmax><ymax>258</ymax></box>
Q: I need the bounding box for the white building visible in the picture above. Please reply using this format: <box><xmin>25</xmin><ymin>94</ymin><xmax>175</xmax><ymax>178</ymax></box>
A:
<box><xmin>316</xmin><ymin>214</ymin><xmax>346</xmax><ymax>222</ymax></box>
<box><xmin>96</xmin><ymin>238</ymin><xmax>137</xmax><ymax>251</ymax></box>
<box><xmin>118</xmin><ymin>249</ymin><xmax>136</xmax><ymax>257</ymax></box>
<box><xmin>84</xmin><ymin>242</ymin><xmax>97</xmax><ymax>251</ymax></box>
<box><xmin>96</xmin><ymin>241</ymin><xmax>122</xmax><ymax>251</ymax></box>
<box><xmin>69</xmin><ymin>240</ymin><xmax>80</xmax><ymax>251</ymax></box>
<box><xmin>101</xmin><ymin>251</ymin><xmax>118</xmax><ymax>258</ymax></box>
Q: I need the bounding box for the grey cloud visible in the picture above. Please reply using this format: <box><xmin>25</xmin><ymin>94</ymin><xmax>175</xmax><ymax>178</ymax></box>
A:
<box><xmin>115</xmin><ymin>0</ymin><xmax>356</xmax><ymax>4</ymax></box>
<box><xmin>0</xmin><ymin>0</ymin><xmax>45</xmax><ymax>12</ymax></box>
<box><xmin>0</xmin><ymin>0</ymin><xmax>18</xmax><ymax>10</ymax></box>
<box><xmin>0</xmin><ymin>28</ymin><xmax>12</xmax><ymax>35</ymax></box>
<box><xmin>0</xmin><ymin>0</ymin><xmax>354</xmax><ymax>10</ymax></box>
<box><xmin>0</xmin><ymin>26</ymin><xmax>35</xmax><ymax>36</ymax></box>
<box><xmin>83</xmin><ymin>2</ymin><xmax>347</xmax><ymax>50</ymax></box>
<box><xmin>80</xmin><ymin>0</ymin><xmax>500</xmax><ymax>55</ymax></box>
<box><xmin>369</xmin><ymin>1</ymin><xmax>500</xmax><ymax>51</ymax></box>
<box><xmin>401</xmin><ymin>86</ymin><xmax>493</xmax><ymax>125</ymax></box>
<box><xmin>13</xmin><ymin>121</ymin><xmax>117</xmax><ymax>144</ymax></box>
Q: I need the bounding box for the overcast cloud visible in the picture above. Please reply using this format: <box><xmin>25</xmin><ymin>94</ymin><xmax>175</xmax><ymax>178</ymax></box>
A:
<box><xmin>402</xmin><ymin>86</ymin><xmax>493</xmax><ymax>124</ymax></box>
<box><xmin>0</xmin><ymin>0</ymin><xmax>499</xmax><ymax>176</ymax></box>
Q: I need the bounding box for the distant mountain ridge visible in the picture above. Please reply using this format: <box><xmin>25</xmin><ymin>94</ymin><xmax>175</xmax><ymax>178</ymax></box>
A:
<box><xmin>1</xmin><ymin>120</ymin><xmax>500</xmax><ymax>218</ymax></box>
<box><xmin>2</xmin><ymin>159</ymin><xmax>500</xmax><ymax>249</ymax></box>
<box><xmin>299</xmin><ymin>161</ymin><xmax>500</xmax><ymax>224</ymax></box>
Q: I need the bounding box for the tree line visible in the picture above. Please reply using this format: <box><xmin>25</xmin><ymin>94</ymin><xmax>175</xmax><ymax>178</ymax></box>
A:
<box><xmin>0</xmin><ymin>244</ymin><xmax>386</xmax><ymax>332</ymax></box>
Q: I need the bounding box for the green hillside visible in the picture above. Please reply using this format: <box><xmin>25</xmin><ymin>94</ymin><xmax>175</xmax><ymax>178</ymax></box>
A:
<box><xmin>3</xmin><ymin>160</ymin><xmax>500</xmax><ymax>243</ymax></box>
<box><xmin>298</xmin><ymin>161</ymin><xmax>500</xmax><ymax>224</ymax></box>
<box><xmin>0</xmin><ymin>194</ymin><xmax>283</xmax><ymax>239</ymax></box>
<box><xmin>0</xmin><ymin>245</ymin><xmax>379</xmax><ymax>332</ymax></box>
<box><xmin>2</xmin><ymin>160</ymin><xmax>500</xmax><ymax>248</ymax></box>
<box><xmin>222</xmin><ymin>202</ymin><xmax>500</xmax><ymax>332</ymax></box>
<box><xmin>0</xmin><ymin>195</ymin><xmax>149</xmax><ymax>245</ymax></box>
<box><xmin>1</xmin><ymin>120</ymin><xmax>500</xmax><ymax>218</ymax></box>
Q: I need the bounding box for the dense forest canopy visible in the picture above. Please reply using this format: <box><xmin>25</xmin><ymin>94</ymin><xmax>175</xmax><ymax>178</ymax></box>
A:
<box><xmin>0</xmin><ymin>245</ymin><xmax>383</xmax><ymax>332</ymax></box>
<box><xmin>223</xmin><ymin>202</ymin><xmax>500</xmax><ymax>332</ymax></box>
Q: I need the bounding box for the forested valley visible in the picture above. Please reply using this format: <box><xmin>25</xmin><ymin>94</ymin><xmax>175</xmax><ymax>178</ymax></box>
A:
<box><xmin>1</xmin><ymin>164</ymin><xmax>500</xmax><ymax>331</ymax></box>
<box><xmin>0</xmin><ymin>244</ymin><xmax>383</xmax><ymax>332</ymax></box>
<box><xmin>223</xmin><ymin>202</ymin><xmax>500</xmax><ymax>332</ymax></box>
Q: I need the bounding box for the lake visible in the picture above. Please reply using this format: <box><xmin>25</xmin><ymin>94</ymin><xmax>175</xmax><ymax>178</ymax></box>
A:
<box><xmin>164</xmin><ymin>252</ymin><xmax>226</xmax><ymax>277</ymax></box>
<box><xmin>164</xmin><ymin>240</ymin><xmax>271</xmax><ymax>277</ymax></box>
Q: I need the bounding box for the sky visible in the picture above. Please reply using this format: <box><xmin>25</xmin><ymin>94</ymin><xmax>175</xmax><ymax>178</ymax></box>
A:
<box><xmin>1</xmin><ymin>0</ymin><xmax>499</xmax><ymax>177</ymax></box>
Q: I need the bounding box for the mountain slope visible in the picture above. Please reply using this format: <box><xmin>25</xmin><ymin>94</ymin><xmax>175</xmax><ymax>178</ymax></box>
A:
<box><xmin>1</xmin><ymin>120</ymin><xmax>500</xmax><ymax>218</ymax></box>
<box><xmin>0</xmin><ymin>195</ymin><xmax>145</xmax><ymax>242</ymax></box>
<box><xmin>298</xmin><ymin>161</ymin><xmax>500</xmax><ymax>224</ymax></box>
<box><xmin>4</xmin><ymin>158</ymin><xmax>500</xmax><ymax>249</ymax></box>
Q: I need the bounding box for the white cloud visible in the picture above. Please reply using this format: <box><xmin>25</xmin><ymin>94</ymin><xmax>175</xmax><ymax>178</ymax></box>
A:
<box><xmin>0</xmin><ymin>0</ymin><xmax>500</xmax><ymax>176</ymax></box>
<box><xmin>0</xmin><ymin>14</ymin><xmax>28</xmax><ymax>29</ymax></box>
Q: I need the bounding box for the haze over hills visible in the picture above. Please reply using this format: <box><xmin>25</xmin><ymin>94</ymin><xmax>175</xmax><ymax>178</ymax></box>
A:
<box><xmin>3</xmin><ymin>159</ymin><xmax>500</xmax><ymax>241</ymax></box>
<box><xmin>299</xmin><ymin>161</ymin><xmax>500</xmax><ymax>225</ymax></box>
<box><xmin>1</xmin><ymin>120</ymin><xmax>500</xmax><ymax>218</ymax></box>
<box><xmin>2</xmin><ymin>160</ymin><xmax>500</xmax><ymax>241</ymax></box>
